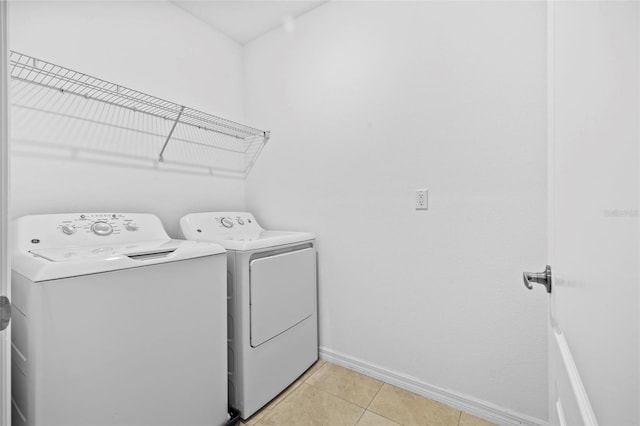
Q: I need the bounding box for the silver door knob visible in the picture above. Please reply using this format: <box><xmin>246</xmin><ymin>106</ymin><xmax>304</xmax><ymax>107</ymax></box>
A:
<box><xmin>523</xmin><ymin>265</ymin><xmax>552</xmax><ymax>293</ymax></box>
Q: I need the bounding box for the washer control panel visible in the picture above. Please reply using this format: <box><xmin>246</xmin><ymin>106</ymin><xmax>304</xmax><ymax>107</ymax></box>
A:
<box><xmin>15</xmin><ymin>213</ymin><xmax>170</xmax><ymax>252</ymax></box>
<box><xmin>91</xmin><ymin>221</ymin><xmax>113</xmax><ymax>236</ymax></box>
<box><xmin>56</xmin><ymin>213</ymin><xmax>141</xmax><ymax>237</ymax></box>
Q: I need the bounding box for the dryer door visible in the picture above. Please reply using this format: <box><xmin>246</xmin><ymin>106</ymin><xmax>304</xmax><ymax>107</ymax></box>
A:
<box><xmin>249</xmin><ymin>247</ymin><xmax>316</xmax><ymax>347</ymax></box>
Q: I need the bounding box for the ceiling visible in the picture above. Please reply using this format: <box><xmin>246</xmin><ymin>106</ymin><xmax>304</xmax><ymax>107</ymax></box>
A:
<box><xmin>170</xmin><ymin>1</ymin><xmax>328</xmax><ymax>45</ymax></box>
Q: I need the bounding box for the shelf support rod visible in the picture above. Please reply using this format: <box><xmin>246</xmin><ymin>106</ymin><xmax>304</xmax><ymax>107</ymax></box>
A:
<box><xmin>158</xmin><ymin>105</ymin><xmax>185</xmax><ymax>162</ymax></box>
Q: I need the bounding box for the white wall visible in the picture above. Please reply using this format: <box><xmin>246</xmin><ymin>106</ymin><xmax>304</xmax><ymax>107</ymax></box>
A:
<box><xmin>245</xmin><ymin>1</ymin><xmax>548</xmax><ymax>421</ymax></box>
<box><xmin>8</xmin><ymin>0</ymin><xmax>246</xmax><ymax>236</ymax></box>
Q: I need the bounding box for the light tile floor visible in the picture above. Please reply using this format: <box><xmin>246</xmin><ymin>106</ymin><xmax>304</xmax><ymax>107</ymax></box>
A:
<box><xmin>239</xmin><ymin>361</ymin><xmax>498</xmax><ymax>426</ymax></box>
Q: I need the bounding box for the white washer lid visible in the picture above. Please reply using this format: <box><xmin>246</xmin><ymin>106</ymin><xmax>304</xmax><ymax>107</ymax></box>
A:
<box><xmin>13</xmin><ymin>239</ymin><xmax>225</xmax><ymax>282</ymax></box>
<box><xmin>29</xmin><ymin>239</ymin><xmax>185</xmax><ymax>262</ymax></box>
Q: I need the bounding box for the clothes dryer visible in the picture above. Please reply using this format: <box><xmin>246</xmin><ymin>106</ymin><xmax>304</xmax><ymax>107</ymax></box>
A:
<box><xmin>180</xmin><ymin>212</ymin><xmax>318</xmax><ymax>419</ymax></box>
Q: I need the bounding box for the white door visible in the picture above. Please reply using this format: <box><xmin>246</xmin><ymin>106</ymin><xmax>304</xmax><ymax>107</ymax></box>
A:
<box><xmin>0</xmin><ymin>1</ymin><xmax>10</xmax><ymax>425</ymax></box>
<box><xmin>536</xmin><ymin>1</ymin><xmax>639</xmax><ymax>425</ymax></box>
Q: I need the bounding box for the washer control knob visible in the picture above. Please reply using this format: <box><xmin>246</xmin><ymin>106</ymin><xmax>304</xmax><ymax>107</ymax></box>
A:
<box><xmin>61</xmin><ymin>225</ymin><xmax>76</xmax><ymax>235</ymax></box>
<box><xmin>125</xmin><ymin>223</ymin><xmax>139</xmax><ymax>231</ymax></box>
<box><xmin>91</xmin><ymin>221</ymin><xmax>113</xmax><ymax>236</ymax></box>
<box><xmin>221</xmin><ymin>217</ymin><xmax>234</xmax><ymax>228</ymax></box>
<box><xmin>237</xmin><ymin>218</ymin><xmax>245</xmax><ymax>225</ymax></box>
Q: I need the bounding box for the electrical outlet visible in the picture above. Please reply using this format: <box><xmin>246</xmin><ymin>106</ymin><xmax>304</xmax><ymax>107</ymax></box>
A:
<box><xmin>416</xmin><ymin>189</ymin><xmax>428</xmax><ymax>210</ymax></box>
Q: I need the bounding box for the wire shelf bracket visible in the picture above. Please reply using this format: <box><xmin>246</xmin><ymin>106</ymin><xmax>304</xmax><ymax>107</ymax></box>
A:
<box><xmin>9</xmin><ymin>51</ymin><xmax>270</xmax><ymax>178</ymax></box>
<box><xmin>159</xmin><ymin>105</ymin><xmax>185</xmax><ymax>162</ymax></box>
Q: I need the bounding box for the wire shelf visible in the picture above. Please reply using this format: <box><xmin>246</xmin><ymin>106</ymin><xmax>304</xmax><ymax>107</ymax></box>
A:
<box><xmin>9</xmin><ymin>51</ymin><xmax>269</xmax><ymax>177</ymax></box>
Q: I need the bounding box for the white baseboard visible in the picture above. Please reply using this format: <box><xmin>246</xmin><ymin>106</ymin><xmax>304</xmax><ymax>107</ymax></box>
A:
<box><xmin>319</xmin><ymin>347</ymin><xmax>548</xmax><ymax>426</ymax></box>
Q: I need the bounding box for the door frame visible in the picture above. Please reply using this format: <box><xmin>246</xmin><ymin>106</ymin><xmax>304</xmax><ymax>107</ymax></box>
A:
<box><xmin>0</xmin><ymin>1</ymin><xmax>10</xmax><ymax>425</ymax></box>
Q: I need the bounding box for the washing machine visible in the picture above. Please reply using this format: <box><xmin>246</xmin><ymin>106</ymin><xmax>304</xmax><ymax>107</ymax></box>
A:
<box><xmin>10</xmin><ymin>213</ymin><xmax>229</xmax><ymax>426</ymax></box>
<box><xmin>180</xmin><ymin>212</ymin><xmax>318</xmax><ymax>419</ymax></box>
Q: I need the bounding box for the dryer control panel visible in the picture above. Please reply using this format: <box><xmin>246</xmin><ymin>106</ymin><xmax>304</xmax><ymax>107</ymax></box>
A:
<box><xmin>215</xmin><ymin>213</ymin><xmax>260</xmax><ymax>231</ymax></box>
<box><xmin>180</xmin><ymin>212</ymin><xmax>315</xmax><ymax>251</ymax></box>
<box><xmin>13</xmin><ymin>213</ymin><xmax>170</xmax><ymax>252</ymax></box>
<box><xmin>180</xmin><ymin>212</ymin><xmax>263</xmax><ymax>240</ymax></box>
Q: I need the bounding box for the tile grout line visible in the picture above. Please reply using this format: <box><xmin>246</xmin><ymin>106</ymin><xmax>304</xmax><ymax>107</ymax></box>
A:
<box><xmin>306</xmin><ymin>362</ymin><xmax>385</xmax><ymax>411</ymax></box>
<box><xmin>268</xmin><ymin>380</ymin><xmax>304</xmax><ymax>410</ymax></box>
<box><xmin>245</xmin><ymin>361</ymin><xmax>327</xmax><ymax>425</ymax></box>
<box><xmin>257</xmin><ymin>360</ymin><xmax>476</xmax><ymax>426</ymax></box>
<box><xmin>303</xmin><ymin>361</ymin><xmax>328</xmax><ymax>383</ymax></box>
<box><xmin>365</xmin><ymin>389</ymin><xmax>406</xmax><ymax>426</ymax></box>
<box><xmin>307</xmin><ymin>383</ymin><xmax>368</xmax><ymax>425</ymax></box>
<box><xmin>292</xmin><ymin>381</ymin><xmax>368</xmax><ymax>424</ymax></box>
<box><xmin>251</xmin><ymin>383</ymin><xmax>305</xmax><ymax>426</ymax></box>
<box><xmin>365</xmin><ymin>407</ymin><xmax>404</xmax><ymax>426</ymax></box>
<box><xmin>264</xmin><ymin>362</ymin><xmax>325</xmax><ymax>416</ymax></box>
<box><xmin>308</xmin><ymin>363</ymin><xmax>403</xmax><ymax>425</ymax></box>
<box><xmin>325</xmin><ymin>361</ymin><xmax>471</xmax><ymax>426</ymax></box>
<box><xmin>247</xmin><ymin>378</ymin><xmax>308</xmax><ymax>425</ymax></box>
<box><xmin>353</xmin><ymin>409</ymin><xmax>367</xmax><ymax>426</ymax></box>
<box><xmin>304</xmin><ymin>380</ymin><xmax>368</xmax><ymax>409</ymax></box>
<box><xmin>366</xmin><ymin>382</ymin><xmax>385</xmax><ymax>410</ymax></box>
<box><xmin>362</xmin><ymin>381</ymin><xmax>405</xmax><ymax>425</ymax></box>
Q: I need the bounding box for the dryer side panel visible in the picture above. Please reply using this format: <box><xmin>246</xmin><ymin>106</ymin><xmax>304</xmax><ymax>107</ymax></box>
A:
<box><xmin>249</xmin><ymin>248</ymin><xmax>315</xmax><ymax>347</ymax></box>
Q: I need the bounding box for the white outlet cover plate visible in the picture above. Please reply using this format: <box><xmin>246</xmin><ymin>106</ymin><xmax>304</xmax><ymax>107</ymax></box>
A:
<box><xmin>416</xmin><ymin>189</ymin><xmax>428</xmax><ymax>210</ymax></box>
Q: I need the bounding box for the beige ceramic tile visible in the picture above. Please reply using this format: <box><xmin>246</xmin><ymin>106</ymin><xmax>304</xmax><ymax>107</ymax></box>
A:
<box><xmin>356</xmin><ymin>411</ymin><xmax>401</xmax><ymax>426</ymax></box>
<box><xmin>459</xmin><ymin>412</ymin><xmax>498</xmax><ymax>426</ymax></box>
<box><xmin>269</xmin><ymin>380</ymin><xmax>302</xmax><ymax>407</ymax></box>
<box><xmin>240</xmin><ymin>361</ymin><xmax>323</xmax><ymax>424</ymax></box>
<box><xmin>306</xmin><ymin>363</ymin><xmax>384</xmax><ymax>408</ymax></box>
<box><xmin>242</xmin><ymin>406</ymin><xmax>270</xmax><ymax>426</ymax></box>
<box><xmin>257</xmin><ymin>383</ymin><xmax>364</xmax><ymax>426</ymax></box>
<box><xmin>368</xmin><ymin>384</ymin><xmax>461</xmax><ymax>426</ymax></box>
<box><xmin>242</xmin><ymin>379</ymin><xmax>303</xmax><ymax>424</ymax></box>
<box><xmin>299</xmin><ymin>360</ymin><xmax>327</xmax><ymax>382</ymax></box>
